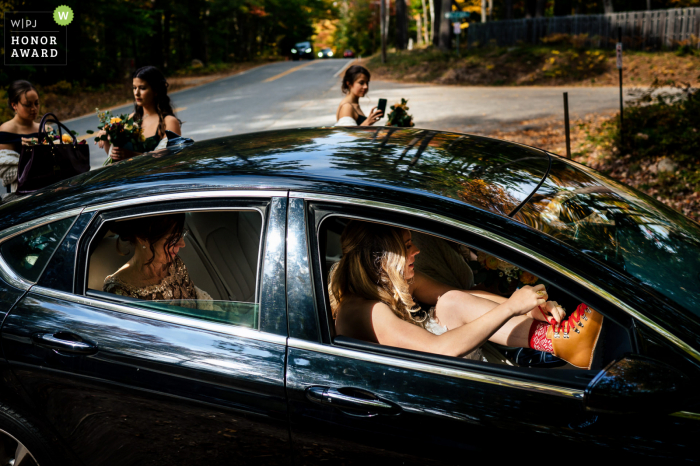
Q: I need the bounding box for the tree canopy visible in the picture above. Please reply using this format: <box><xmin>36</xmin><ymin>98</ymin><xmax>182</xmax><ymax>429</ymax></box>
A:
<box><xmin>0</xmin><ymin>0</ymin><xmax>337</xmax><ymax>86</ymax></box>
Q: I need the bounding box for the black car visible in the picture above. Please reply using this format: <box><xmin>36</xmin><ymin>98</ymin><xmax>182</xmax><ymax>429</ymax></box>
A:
<box><xmin>0</xmin><ymin>127</ymin><xmax>698</xmax><ymax>465</ymax></box>
<box><xmin>291</xmin><ymin>41</ymin><xmax>313</xmax><ymax>60</ymax></box>
<box><xmin>318</xmin><ymin>48</ymin><xmax>334</xmax><ymax>59</ymax></box>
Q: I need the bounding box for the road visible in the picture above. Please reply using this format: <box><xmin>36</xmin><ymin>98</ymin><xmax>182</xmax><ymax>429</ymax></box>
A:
<box><xmin>66</xmin><ymin>58</ymin><xmax>637</xmax><ymax>168</ymax></box>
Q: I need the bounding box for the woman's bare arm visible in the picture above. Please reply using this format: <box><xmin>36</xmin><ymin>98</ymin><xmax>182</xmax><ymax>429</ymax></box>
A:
<box><xmin>164</xmin><ymin>115</ymin><xmax>181</xmax><ymax>135</ymax></box>
<box><xmin>370</xmin><ymin>285</ymin><xmax>546</xmax><ymax>357</ymax></box>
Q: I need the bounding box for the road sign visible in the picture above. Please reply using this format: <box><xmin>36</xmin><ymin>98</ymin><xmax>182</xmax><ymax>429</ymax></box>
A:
<box><xmin>453</xmin><ymin>22</ymin><xmax>461</xmax><ymax>35</ymax></box>
<box><xmin>444</xmin><ymin>11</ymin><xmax>470</xmax><ymax>20</ymax></box>
<box><xmin>616</xmin><ymin>42</ymin><xmax>623</xmax><ymax>69</ymax></box>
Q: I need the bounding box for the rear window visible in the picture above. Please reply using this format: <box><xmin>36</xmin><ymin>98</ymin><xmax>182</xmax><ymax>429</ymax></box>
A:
<box><xmin>517</xmin><ymin>158</ymin><xmax>700</xmax><ymax>316</ymax></box>
<box><xmin>0</xmin><ymin>217</ymin><xmax>75</xmax><ymax>282</ymax></box>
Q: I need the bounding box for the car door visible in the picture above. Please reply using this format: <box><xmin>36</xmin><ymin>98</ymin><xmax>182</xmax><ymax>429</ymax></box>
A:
<box><xmin>284</xmin><ymin>194</ymin><xmax>700</xmax><ymax>464</ymax></box>
<box><xmin>1</xmin><ymin>193</ymin><xmax>292</xmax><ymax>465</ymax></box>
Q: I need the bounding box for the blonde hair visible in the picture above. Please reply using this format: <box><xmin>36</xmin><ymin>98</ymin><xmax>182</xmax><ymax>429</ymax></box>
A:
<box><xmin>328</xmin><ymin>221</ymin><xmax>425</xmax><ymax>324</ymax></box>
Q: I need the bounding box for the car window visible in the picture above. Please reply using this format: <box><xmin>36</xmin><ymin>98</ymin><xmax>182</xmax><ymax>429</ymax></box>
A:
<box><xmin>87</xmin><ymin>210</ymin><xmax>263</xmax><ymax>329</ymax></box>
<box><xmin>518</xmin><ymin>158</ymin><xmax>700</xmax><ymax>318</ymax></box>
<box><xmin>319</xmin><ymin>216</ymin><xmax>631</xmax><ymax>371</ymax></box>
<box><xmin>0</xmin><ymin>217</ymin><xmax>75</xmax><ymax>283</ymax></box>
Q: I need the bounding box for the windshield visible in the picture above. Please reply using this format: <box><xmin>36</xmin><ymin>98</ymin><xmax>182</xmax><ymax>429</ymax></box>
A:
<box><xmin>516</xmin><ymin>158</ymin><xmax>700</xmax><ymax>315</ymax></box>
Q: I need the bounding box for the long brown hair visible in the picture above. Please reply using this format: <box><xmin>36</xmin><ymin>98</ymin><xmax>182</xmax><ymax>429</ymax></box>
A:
<box><xmin>341</xmin><ymin>65</ymin><xmax>371</xmax><ymax>94</ymax></box>
<box><xmin>111</xmin><ymin>213</ymin><xmax>185</xmax><ymax>268</ymax></box>
<box><xmin>328</xmin><ymin>220</ymin><xmax>424</xmax><ymax>324</ymax></box>
<box><xmin>132</xmin><ymin>66</ymin><xmax>177</xmax><ymax>138</ymax></box>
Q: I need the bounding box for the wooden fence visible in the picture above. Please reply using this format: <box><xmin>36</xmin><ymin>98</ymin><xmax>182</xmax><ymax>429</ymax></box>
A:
<box><xmin>466</xmin><ymin>7</ymin><xmax>700</xmax><ymax>49</ymax></box>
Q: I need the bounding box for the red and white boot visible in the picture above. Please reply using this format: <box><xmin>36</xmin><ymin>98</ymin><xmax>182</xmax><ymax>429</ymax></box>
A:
<box><xmin>529</xmin><ymin>304</ymin><xmax>604</xmax><ymax>370</ymax></box>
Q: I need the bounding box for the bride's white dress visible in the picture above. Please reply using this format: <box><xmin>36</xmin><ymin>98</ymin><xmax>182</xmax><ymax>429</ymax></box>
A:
<box><xmin>424</xmin><ymin>313</ymin><xmax>485</xmax><ymax>362</ymax></box>
<box><xmin>334</xmin><ymin>116</ymin><xmax>358</xmax><ymax>126</ymax></box>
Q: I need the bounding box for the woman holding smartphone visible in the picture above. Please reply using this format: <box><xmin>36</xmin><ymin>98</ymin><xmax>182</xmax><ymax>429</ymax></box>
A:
<box><xmin>335</xmin><ymin>65</ymin><xmax>383</xmax><ymax>126</ymax></box>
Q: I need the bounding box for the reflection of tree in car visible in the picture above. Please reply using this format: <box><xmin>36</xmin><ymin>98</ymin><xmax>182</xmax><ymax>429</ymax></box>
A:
<box><xmin>103</xmin><ymin>213</ymin><xmax>213</xmax><ymax>303</ymax></box>
<box><xmin>533</xmin><ymin>182</ymin><xmax>700</xmax><ymax>314</ymax></box>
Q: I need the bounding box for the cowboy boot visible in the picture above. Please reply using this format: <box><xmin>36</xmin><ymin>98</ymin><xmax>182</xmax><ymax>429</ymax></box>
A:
<box><xmin>546</xmin><ymin>304</ymin><xmax>604</xmax><ymax>370</ymax></box>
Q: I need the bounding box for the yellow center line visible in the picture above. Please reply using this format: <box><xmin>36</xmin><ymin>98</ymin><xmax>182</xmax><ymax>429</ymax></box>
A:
<box><xmin>263</xmin><ymin>61</ymin><xmax>317</xmax><ymax>83</ymax></box>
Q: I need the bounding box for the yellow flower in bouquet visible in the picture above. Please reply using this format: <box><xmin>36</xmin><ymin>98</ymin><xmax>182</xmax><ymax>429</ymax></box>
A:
<box><xmin>483</xmin><ymin>255</ymin><xmax>500</xmax><ymax>271</ymax></box>
<box><xmin>87</xmin><ymin>109</ymin><xmax>145</xmax><ymax>165</ymax></box>
<box><xmin>61</xmin><ymin>133</ymin><xmax>72</xmax><ymax>143</ymax></box>
<box><xmin>386</xmin><ymin>98</ymin><xmax>414</xmax><ymax>127</ymax></box>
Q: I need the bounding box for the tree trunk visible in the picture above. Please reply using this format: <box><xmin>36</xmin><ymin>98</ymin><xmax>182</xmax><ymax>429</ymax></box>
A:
<box><xmin>488</xmin><ymin>0</ymin><xmax>493</xmax><ymax>21</ymax></box>
<box><xmin>396</xmin><ymin>0</ymin><xmax>407</xmax><ymax>49</ymax></box>
<box><xmin>536</xmin><ymin>0</ymin><xmax>545</xmax><ymax>17</ymax></box>
<box><xmin>525</xmin><ymin>0</ymin><xmax>536</xmax><ymax>18</ymax></box>
<box><xmin>481</xmin><ymin>0</ymin><xmax>486</xmax><ymax>22</ymax></box>
<box><xmin>646</xmin><ymin>0</ymin><xmax>651</xmax><ymax>10</ymax></box>
<box><xmin>603</xmin><ymin>0</ymin><xmax>614</xmax><ymax>14</ymax></box>
<box><xmin>429</xmin><ymin>0</ymin><xmax>437</xmax><ymax>45</ymax></box>
<box><xmin>163</xmin><ymin>9</ymin><xmax>171</xmax><ymax>69</ymax></box>
<box><xmin>505</xmin><ymin>0</ymin><xmax>513</xmax><ymax>19</ymax></box>
<box><xmin>433</xmin><ymin>0</ymin><xmax>442</xmax><ymax>45</ymax></box>
<box><xmin>415</xmin><ymin>14</ymin><xmax>423</xmax><ymax>46</ymax></box>
<box><xmin>421</xmin><ymin>0</ymin><xmax>429</xmax><ymax>44</ymax></box>
<box><xmin>151</xmin><ymin>0</ymin><xmax>164</xmax><ymax>70</ymax></box>
<box><xmin>381</xmin><ymin>0</ymin><xmax>387</xmax><ymax>62</ymax></box>
<box><xmin>438</xmin><ymin>0</ymin><xmax>451</xmax><ymax>49</ymax></box>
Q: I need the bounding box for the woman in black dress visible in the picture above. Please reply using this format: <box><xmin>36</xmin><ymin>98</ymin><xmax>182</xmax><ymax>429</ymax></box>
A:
<box><xmin>97</xmin><ymin>66</ymin><xmax>182</xmax><ymax>162</ymax></box>
<box><xmin>334</xmin><ymin>65</ymin><xmax>383</xmax><ymax>126</ymax></box>
<box><xmin>0</xmin><ymin>81</ymin><xmax>41</xmax><ymax>193</ymax></box>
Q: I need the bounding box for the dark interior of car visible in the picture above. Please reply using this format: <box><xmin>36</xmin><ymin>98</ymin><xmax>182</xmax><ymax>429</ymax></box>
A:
<box><xmin>87</xmin><ymin>210</ymin><xmax>263</xmax><ymax>303</ymax></box>
<box><xmin>319</xmin><ymin>216</ymin><xmax>632</xmax><ymax>372</ymax></box>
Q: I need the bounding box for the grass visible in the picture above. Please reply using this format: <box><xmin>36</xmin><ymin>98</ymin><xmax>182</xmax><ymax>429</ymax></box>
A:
<box><xmin>573</xmin><ymin>80</ymin><xmax>700</xmax><ymax>220</ymax></box>
<box><xmin>487</xmin><ymin>79</ymin><xmax>700</xmax><ymax>222</ymax></box>
<box><xmin>367</xmin><ymin>39</ymin><xmax>700</xmax><ymax>87</ymax></box>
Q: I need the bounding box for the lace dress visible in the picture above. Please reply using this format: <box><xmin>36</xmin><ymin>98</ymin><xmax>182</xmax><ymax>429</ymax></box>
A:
<box><xmin>103</xmin><ymin>256</ymin><xmax>212</xmax><ymax>302</ymax></box>
<box><xmin>424</xmin><ymin>309</ymin><xmax>485</xmax><ymax>362</ymax></box>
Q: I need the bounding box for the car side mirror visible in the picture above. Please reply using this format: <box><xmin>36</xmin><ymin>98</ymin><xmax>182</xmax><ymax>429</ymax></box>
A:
<box><xmin>584</xmin><ymin>354</ymin><xmax>691</xmax><ymax>415</ymax></box>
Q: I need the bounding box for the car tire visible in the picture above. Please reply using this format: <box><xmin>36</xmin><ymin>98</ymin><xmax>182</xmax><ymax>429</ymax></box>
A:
<box><xmin>0</xmin><ymin>404</ymin><xmax>63</xmax><ymax>466</ymax></box>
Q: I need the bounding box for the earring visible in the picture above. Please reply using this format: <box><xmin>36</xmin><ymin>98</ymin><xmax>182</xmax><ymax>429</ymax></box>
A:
<box><xmin>142</xmin><ymin>245</ymin><xmax>146</xmax><ymax>249</ymax></box>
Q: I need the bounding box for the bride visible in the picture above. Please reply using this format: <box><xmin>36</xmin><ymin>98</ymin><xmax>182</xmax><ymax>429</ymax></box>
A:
<box><xmin>97</xmin><ymin>66</ymin><xmax>182</xmax><ymax>162</ymax></box>
<box><xmin>334</xmin><ymin>65</ymin><xmax>383</xmax><ymax>126</ymax></box>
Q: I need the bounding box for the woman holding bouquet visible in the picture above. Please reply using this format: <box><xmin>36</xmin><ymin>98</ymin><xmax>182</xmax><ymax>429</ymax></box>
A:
<box><xmin>334</xmin><ymin>65</ymin><xmax>383</xmax><ymax>126</ymax></box>
<box><xmin>0</xmin><ymin>80</ymin><xmax>42</xmax><ymax>193</ymax></box>
<box><xmin>98</xmin><ymin>66</ymin><xmax>181</xmax><ymax>162</ymax></box>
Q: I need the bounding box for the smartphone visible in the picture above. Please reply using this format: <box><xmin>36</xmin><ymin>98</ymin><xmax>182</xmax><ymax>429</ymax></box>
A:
<box><xmin>377</xmin><ymin>98</ymin><xmax>387</xmax><ymax>116</ymax></box>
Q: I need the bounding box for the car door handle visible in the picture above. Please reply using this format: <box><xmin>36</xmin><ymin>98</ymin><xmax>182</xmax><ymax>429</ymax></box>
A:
<box><xmin>31</xmin><ymin>332</ymin><xmax>98</xmax><ymax>355</ymax></box>
<box><xmin>306</xmin><ymin>386</ymin><xmax>400</xmax><ymax>416</ymax></box>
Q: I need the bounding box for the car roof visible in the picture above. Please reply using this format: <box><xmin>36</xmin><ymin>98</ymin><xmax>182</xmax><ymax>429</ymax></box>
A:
<box><xmin>0</xmin><ymin>127</ymin><xmax>552</xmax><ymax>229</ymax></box>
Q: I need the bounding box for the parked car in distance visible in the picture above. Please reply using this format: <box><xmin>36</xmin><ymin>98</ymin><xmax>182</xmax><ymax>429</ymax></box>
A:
<box><xmin>291</xmin><ymin>41</ymin><xmax>314</xmax><ymax>60</ymax></box>
<box><xmin>0</xmin><ymin>127</ymin><xmax>698</xmax><ymax>464</ymax></box>
<box><xmin>343</xmin><ymin>49</ymin><xmax>355</xmax><ymax>58</ymax></box>
<box><xmin>318</xmin><ymin>48</ymin><xmax>334</xmax><ymax>58</ymax></box>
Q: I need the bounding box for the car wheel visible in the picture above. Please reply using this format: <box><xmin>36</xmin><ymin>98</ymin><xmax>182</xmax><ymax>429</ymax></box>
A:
<box><xmin>0</xmin><ymin>405</ymin><xmax>61</xmax><ymax>466</ymax></box>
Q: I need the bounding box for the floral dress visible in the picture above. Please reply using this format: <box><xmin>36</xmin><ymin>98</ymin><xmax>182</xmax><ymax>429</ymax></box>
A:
<box><xmin>103</xmin><ymin>256</ymin><xmax>212</xmax><ymax>302</ymax></box>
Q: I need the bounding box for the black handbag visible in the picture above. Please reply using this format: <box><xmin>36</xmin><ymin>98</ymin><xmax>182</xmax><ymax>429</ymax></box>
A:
<box><xmin>17</xmin><ymin>113</ymin><xmax>90</xmax><ymax>194</ymax></box>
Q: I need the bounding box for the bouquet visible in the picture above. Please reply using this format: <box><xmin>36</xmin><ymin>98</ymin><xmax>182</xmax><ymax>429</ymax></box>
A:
<box><xmin>386</xmin><ymin>98</ymin><xmax>415</xmax><ymax>127</ymax></box>
<box><xmin>86</xmin><ymin>109</ymin><xmax>145</xmax><ymax>165</ymax></box>
<box><xmin>469</xmin><ymin>251</ymin><xmax>541</xmax><ymax>295</ymax></box>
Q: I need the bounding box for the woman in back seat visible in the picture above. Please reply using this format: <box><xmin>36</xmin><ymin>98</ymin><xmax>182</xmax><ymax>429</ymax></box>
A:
<box><xmin>103</xmin><ymin>213</ymin><xmax>212</xmax><ymax>301</ymax></box>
